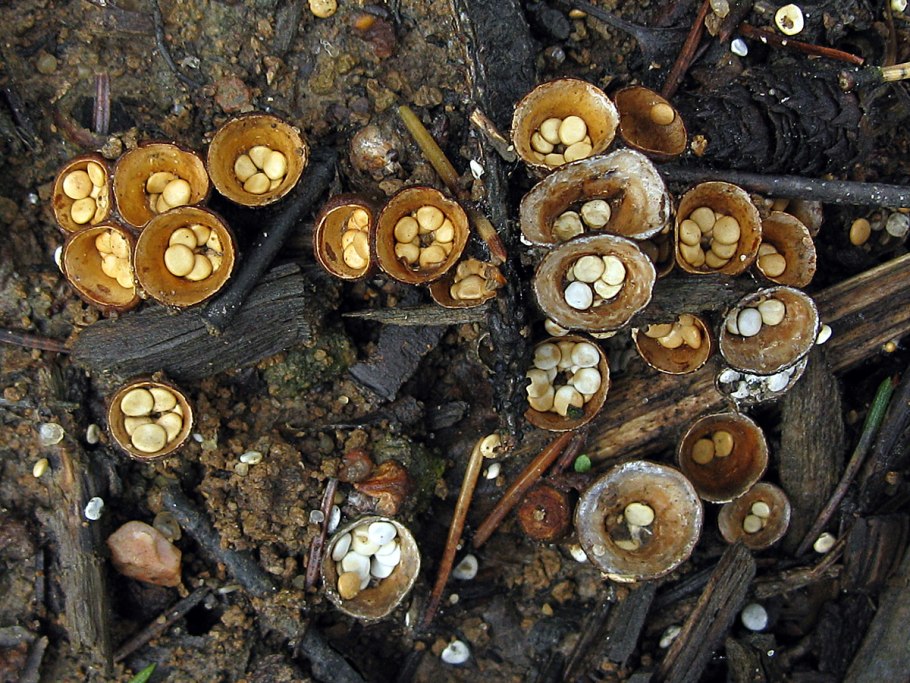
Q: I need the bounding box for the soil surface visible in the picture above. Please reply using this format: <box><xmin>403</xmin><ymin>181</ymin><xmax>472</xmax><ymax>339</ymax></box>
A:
<box><xmin>2</xmin><ymin>1</ymin><xmax>910</xmax><ymax>682</ymax></box>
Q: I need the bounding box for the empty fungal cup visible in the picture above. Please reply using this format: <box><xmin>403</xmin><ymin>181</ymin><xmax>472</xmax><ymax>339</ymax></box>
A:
<box><xmin>52</xmin><ymin>154</ymin><xmax>113</xmax><ymax>232</ymax></box>
<box><xmin>575</xmin><ymin>460</ymin><xmax>703</xmax><ymax>582</ymax></box>
<box><xmin>718</xmin><ymin>482</ymin><xmax>791</xmax><ymax>550</ymax></box>
<box><xmin>322</xmin><ymin>516</ymin><xmax>420</xmax><ymax>621</ymax></box>
<box><xmin>511</xmin><ymin>78</ymin><xmax>619</xmax><ymax>174</ymax></box>
<box><xmin>533</xmin><ymin>233</ymin><xmax>656</xmax><ymax>333</ymax></box>
<box><xmin>677</xmin><ymin>412</ymin><xmax>768</xmax><ymax>503</ymax></box>
<box><xmin>519</xmin><ymin>149</ymin><xmax>671</xmax><ymax>245</ymax></box>
<box><xmin>313</xmin><ymin>195</ymin><xmax>376</xmax><ymax>280</ymax></box>
<box><xmin>134</xmin><ymin>206</ymin><xmax>236</xmax><ymax>308</ymax></box>
<box><xmin>206</xmin><ymin>113</ymin><xmax>309</xmax><ymax>207</ymax></box>
<box><xmin>614</xmin><ymin>86</ymin><xmax>687</xmax><ymax>161</ymax></box>
<box><xmin>113</xmin><ymin>142</ymin><xmax>210</xmax><ymax>229</ymax></box>
<box><xmin>61</xmin><ymin>222</ymin><xmax>140</xmax><ymax>313</ymax></box>
<box><xmin>108</xmin><ymin>378</ymin><xmax>194</xmax><ymax>461</ymax></box>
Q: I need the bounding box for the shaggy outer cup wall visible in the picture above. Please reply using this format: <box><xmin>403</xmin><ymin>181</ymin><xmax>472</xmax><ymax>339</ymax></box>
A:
<box><xmin>321</xmin><ymin>516</ymin><xmax>420</xmax><ymax>621</ymax></box>
<box><xmin>525</xmin><ymin>334</ymin><xmax>610</xmax><ymax>432</ymax></box>
<box><xmin>206</xmin><ymin>113</ymin><xmax>309</xmax><ymax>207</ymax></box>
<box><xmin>756</xmin><ymin>211</ymin><xmax>817</xmax><ymax>288</ymax></box>
<box><xmin>428</xmin><ymin>259</ymin><xmax>503</xmax><ymax>309</ymax></box>
<box><xmin>511</xmin><ymin>78</ymin><xmax>620</xmax><ymax>175</ymax></box>
<box><xmin>632</xmin><ymin>315</ymin><xmax>713</xmax><ymax>375</ymax></box>
<box><xmin>107</xmin><ymin>378</ymin><xmax>194</xmax><ymax>462</ymax></box>
<box><xmin>113</xmin><ymin>143</ymin><xmax>210</xmax><ymax>229</ymax></box>
<box><xmin>675</xmin><ymin>181</ymin><xmax>762</xmax><ymax>276</ymax></box>
<box><xmin>134</xmin><ymin>206</ymin><xmax>236</xmax><ymax>308</ymax></box>
<box><xmin>718</xmin><ymin>482</ymin><xmax>791</xmax><ymax>550</ymax></box>
<box><xmin>374</xmin><ymin>186</ymin><xmax>469</xmax><ymax>285</ymax></box>
<box><xmin>519</xmin><ymin>150</ymin><xmax>671</xmax><ymax>245</ymax></box>
<box><xmin>52</xmin><ymin>153</ymin><xmax>113</xmax><ymax>233</ymax></box>
<box><xmin>614</xmin><ymin>86</ymin><xmax>687</xmax><ymax>161</ymax></box>
<box><xmin>718</xmin><ymin>286</ymin><xmax>820</xmax><ymax>376</ymax></box>
<box><xmin>533</xmin><ymin>233</ymin><xmax>656</xmax><ymax>333</ymax></box>
<box><xmin>575</xmin><ymin>460</ymin><xmax>703</xmax><ymax>582</ymax></box>
<box><xmin>313</xmin><ymin>194</ymin><xmax>376</xmax><ymax>280</ymax></box>
<box><xmin>677</xmin><ymin>412</ymin><xmax>769</xmax><ymax>503</ymax></box>
<box><xmin>62</xmin><ymin>223</ymin><xmax>140</xmax><ymax>313</ymax></box>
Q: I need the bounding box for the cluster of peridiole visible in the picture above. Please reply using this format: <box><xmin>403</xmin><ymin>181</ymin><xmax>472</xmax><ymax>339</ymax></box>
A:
<box><xmin>690</xmin><ymin>429</ymin><xmax>735</xmax><ymax>465</ymax></box>
<box><xmin>338</xmin><ymin>208</ymin><xmax>371</xmax><ymax>271</ymax></box>
<box><xmin>530</xmin><ymin>115</ymin><xmax>594</xmax><ymax>167</ymax></box>
<box><xmin>677</xmin><ymin>205</ymin><xmax>742</xmax><ymax>270</ymax></box>
<box><xmin>163</xmin><ymin>224</ymin><xmax>224</xmax><ymax>282</ymax></box>
<box><xmin>118</xmin><ymin>386</ymin><xmax>185</xmax><ymax>455</ymax></box>
<box><xmin>563</xmin><ymin>253</ymin><xmax>627</xmax><ymax>310</ymax></box>
<box><xmin>145</xmin><ymin>171</ymin><xmax>194</xmax><ymax>215</ymax></box>
<box><xmin>95</xmin><ymin>229</ymin><xmax>134</xmax><ymax>290</ymax></box>
<box><xmin>526</xmin><ymin>340</ymin><xmax>602</xmax><ymax>416</ymax></box>
<box><xmin>392</xmin><ymin>205</ymin><xmax>458</xmax><ymax>270</ymax></box>
<box><xmin>552</xmin><ymin>199</ymin><xmax>612</xmax><ymax>241</ymax></box>
<box><xmin>724</xmin><ymin>297</ymin><xmax>786</xmax><ymax>337</ymax></box>
<box><xmin>642</xmin><ymin>314</ymin><xmax>703</xmax><ymax>350</ymax></box>
<box><xmin>231</xmin><ymin>144</ymin><xmax>289</xmax><ymax>195</ymax></box>
<box><xmin>448</xmin><ymin>258</ymin><xmax>494</xmax><ymax>301</ymax></box>
<box><xmin>611</xmin><ymin>501</ymin><xmax>656</xmax><ymax>552</ymax></box>
<box><xmin>741</xmin><ymin>500</ymin><xmax>772</xmax><ymax>534</ymax></box>
<box><xmin>60</xmin><ymin>161</ymin><xmax>109</xmax><ymax>225</ymax></box>
<box><xmin>755</xmin><ymin>241</ymin><xmax>788</xmax><ymax>278</ymax></box>
<box><xmin>330</xmin><ymin>520</ymin><xmax>401</xmax><ymax>601</ymax></box>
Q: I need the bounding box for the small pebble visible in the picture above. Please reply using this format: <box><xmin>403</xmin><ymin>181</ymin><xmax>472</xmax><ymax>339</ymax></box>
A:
<box><xmin>32</xmin><ymin>458</ymin><xmax>49</xmax><ymax>478</ymax></box>
<box><xmin>441</xmin><ymin>640</ymin><xmax>471</xmax><ymax>665</ymax></box>
<box><xmin>452</xmin><ymin>554</ymin><xmax>478</xmax><ymax>580</ymax></box>
<box><xmin>484</xmin><ymin>462</ymin><xmax>501</xmax><ymax>479</ymax></box>
<box><xmin>813</xmin><ymin>532</ymin><xmax>836</xmax><ymax>554</ymax></box>
<box><xmin>328</xmin><ymin>505</ymin><xmax>341</xmax><ymax>534</ymax></box>
<box><xmin>84</xmin><ymin>496</ymin><xmax>104</xmax><ymax>521</ymax></box>
<box><xmin>85</xmin><ymin>423</ymin><xmax>101</xmax><ymax>445</ymax></box>
<box><xmin>39</xmin><ymin>422</ymin><xmax>65</xmax><ymax>446</ymax></box>
<box><xmin>740</xmin><ymin>602</ymin><xmax>768</xmax><ymax>631</ymax></box>
<box><xmin>730</xmin><ymin>37</ymin><xmax>748</xmax><ymax>56</ymax></box>
<box><xmin>816</xmin><ymin>324</ymin><xmax>832</xmax><ymax>345</ymax></box>
<box><xmin>240</xmin><ymin>450</ymin><xmax>263</xmax><ymax>464</ymax></box>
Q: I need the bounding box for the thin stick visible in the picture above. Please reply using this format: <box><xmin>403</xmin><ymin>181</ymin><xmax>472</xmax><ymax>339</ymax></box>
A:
<box><xmin>93</xmin><ymin>73</ymin><xmax>111</xmax><ymax>136</ymax></box>
<box><xmin>661</xmin><ymin>0</ymin><xmax>711</xmax><ymax>100</ymax></box>
<box><xmin>305</xmin><ymin>478</ymin><xmax>338</xmax><ymax>591</ymax></box>
<box><xmin>114</xmin><ymin>586</ymin><xmax>210</xmax><ymax>662</ymax></box>
<box><xmin>795</xmin><ymin>377</ymin><xmax>896</xmax><ymax>556</ymax></box>
<box><xmin>469</xmin><ymin>108</ymin><xmax>517</xmax><ymax>163</ymax></box>
<box><xmin>659</xmin><ymin>165</ymin><xmax>910</xmax><ymax>207</ymax></box>
<box><xmin>548</xmin><ymin>427</ymin><xmax>588</xmax><ymax>476</ymax></box>
<box><xmin>419</xmin><ymin>436</ymin><xmax>486</xmax><ymax>630</ymax></box>
<box><xmin>19</xmin><ymin>635</ymin><xmax>48</xmax><ymax>683</ymax></box>
<box><xmin>398</xmin><ymin>105</ymin><xmax>507</xmax><ymax>264</ymax></box>
<box><xmin>472</xmin><ymin>431</ymin><xmax>575</xmax><ymax>548</ymax></box>
<box><xmin>738</xmin><ymin>24</ymin><xmax>864</xmax><ymax>66</ymax></box>
<box><xmin>0</xmin><ymin>329</ymin><xmax>69</xmax><ymax>353</ymax></box>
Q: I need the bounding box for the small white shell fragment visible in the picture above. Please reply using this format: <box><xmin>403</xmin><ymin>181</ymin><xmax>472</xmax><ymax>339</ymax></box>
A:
<box><xmin>568</xmin><ymin>544</ymin><xmax>588</xmax><ymax>563</ymax></box>
<box><xmin>775</xmin><ymin>4</ymin><xmax>804</xmax><ymax>36</ymax></box>
<box><xmin>813</xmin><ymin>532</ymin><xmax>837</xmax><ymax>554</ymax></box>
<box><xmin>331</xmin><ymin>533</ymin><xmax>352</xmax><ymax>561</ymax></box>
<box><xmin>374</xmin><ymin>544</ymin><xmax>401</xmax><ymax>568</ymax></box>
<box><xmin>328</xmin><ymin>505</ymin><xmax>341</xmax><ymax>534</ymax></box>
<box><xmin>660</xmin><ymin>625</ymin><xmax>682</xmax><ymax>649</ymax></box>
<box><xmin>484</xmin><ymin>463</ymin><xmax>501</xmax><ymax>480</ymax></box>
<box><xmin>240</xmin><ymin>450</ymin><xmax>263</xmax><ymax>465</ymax></box>
<box><xmin>740</xmin><ymin>602</ymin><xmax>769</xmax><ymax>631</ymax></box>
<box><xmin>816</xmin><ymin>324</ymin><xmax>832</xmax><ymax>345</ymax></box>
<box><xmin>370</xmin><ymin>556</ymin><xmax>396</xmax><ymax>579</ymax></box>
<box><xmin>736</xmin><ymin>308</ymin><xmax>763</xmax><ymax>337</ymax></box>
<box><xmin>39</xmin><ymin>422</ymin><xmax>65</xmax><ymax>446</ymax></box>
<box><xmin>53</xmin><ymin>246</ymin><xmax>63</xmax><ymax>271</ymax></box>
<box><xmin>565</xmin><ymin>281</ymin><xmax>593</xmax><ymax>310</ymax></box>
<box><xmin>452</xmin><ymin>553</ymin><xmax>479</xmax><ymax>580</ymax></box>
<box><xmin>84</xmin><ymin>496</ymin><xmax>104</xmax><ymax>521</ymax></box>
<box><xmin>368</xmin><ymin>521</ymin><xmax>397</xmax><ymax>546</ymax></box>
<box><xmin>441</xmin><ymin>640</ymin><xmax>471</xmax><ymax>665</ymax></box>
<box><xmin>730</xmin><ymin>37</ymin><xmax>748</xmax><ymax>56</ymax></box>
<box><xmin>469</xmin><ymin>159</ymin><xmax>484</xmax><ymax>179</ymax></box>
<box><xmin>341</xmin><ymin>550</ymin><xmax>371</xmax><ymax>580</ymax></box>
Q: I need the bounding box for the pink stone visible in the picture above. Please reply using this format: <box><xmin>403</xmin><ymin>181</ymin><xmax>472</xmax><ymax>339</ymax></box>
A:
<box><xmin>106</xmin><ymin>521</ymin><xmax>182</xmax><ymax>587</ymax></box>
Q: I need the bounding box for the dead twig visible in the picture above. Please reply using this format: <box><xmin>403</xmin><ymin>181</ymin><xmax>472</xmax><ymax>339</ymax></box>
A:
<box><xmin>468</xmin><ymin>109</ymin><xmax>517</xmax><ymax>162</ymax></box>
<box><xmin>152</xmin><ymin>0</ymin><xmax>203</xmax><ymax>88</ymax></box>
<box><xmin>0</xmin><ymin>329</ymin><xmax>69</xmax><ymax>353</ymax></box>
<box><xmin>305</xmin><ymin>478</ymin><xmax>338</xmax><ymax>591</ymax></box>
<box><xmin>859</xmin><ymin>361</ymin><xmax>910</xmax><ymax>510</ymax></box>
<box><xmin>739</xmin><ymin>23</ymin><xmax>864</xmax><ymax>66</ymax></box>
<box><xmin>93</xmin><ymin>73</ymin><xmax>111</xmax><ymax>136</ymax></box>
<box><xmin>19</xmin><ymin>636</ymin><xmax>48</xmax><ymax>683</ymax></box>
<box><xmin>114</xmin><ymin>586</ymin><xmax>210</xmax><ymax>662</ymax></box>
<box><xmin>661</xmin><ymin>0</ymin><xmax>711</xmax><ymax>100</ymax></box>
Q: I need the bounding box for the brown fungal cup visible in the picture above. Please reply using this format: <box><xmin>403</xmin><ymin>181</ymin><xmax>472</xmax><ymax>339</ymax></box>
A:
<box><xmin>520</xmin><ymin>150</ymin><xmax>671</xmax><ymax>245</ymax></box>
<box><xmin>207</xmin><ymin>113</ymin><xmax>308</xmax><ymax>207</ymax></box>
<box><xmin>677</xmin><ymin>412</ymin><xmax>768</xmax><ymax>503</ymax></box>
<box><xmin>575</xmin><ymin>460</ymin><xmax>703</xmax><ymax>582</ymax></box>
<box><xmin>517</xmin><ymin>484</ymin><xmax>571</xmax><ymax>542</ymax></box>
<box><xmin>633</xmin><ymin>314</ymin><xmax>713</xmax><ymax>375</ymax></box>
<box><xmin>675</xmin><ymin>182</ymin><xmax>762</xmax><ymax>276</ymax></box>
<box><xmin>374</xmin><ymin>186</ymin><xmax>469</xmax><ymax>284</ymax></box>
<box><xmin>718</xmin><ymin>482</ymin><xmax>791</xmax><ymax>550</ymax></box>
<box><xmin>313</xmin><ymin>195</ymin><xmax>376</xmax><ymax>280</ymax></box>
<box><xmin>428</xmin><ymin>257</ymin><xmax>505</xmax><ymax>308</ymax></box>
<box><xmin>533</xmin><ymin>234</ymin><xmax>656</xmax><ymax>333</ymax></box>
<box><xmin>134</xmin><ymin>206</ymin><xmax>236</xmax><ymax>308</ymax></box>
<box><xmin>755</xmin><ymin>211</ymin><xmax>816</xmax><ymax>288</ymax></box>
<box><xmin>718</xmin><ymin>286</ymin><xmax>820</xmax><ymax>375</ymax></box>
<box><xmin>322</xmin><ymin>516</ymin><xmax>420</xmax><ymax>621</ymax></box>
<box><xmin>108</xmin><ymin>377</ymin><xmax>193</xmax><ymax>461</ymax></box>
<box><xmin>113</xmin><ymin>143</ymin><xmax>210</xmax><ymax>229</ymax></box>
<box><xmin>61</xmin><ymin>222</ymin><xmax>141</xmax><ymax>313</ymax></box>
<box><xmin>614</xmin><ymin>86</ymin><xmax>687</xmax><ymax>160</ymax></box>
<box><xmin>52</xmin><ymin>154</ymin><xmax>113</xmax><ymax>233</ymax></box>
<box><xmin>511</xmin><ymin>78</ymin><xmax>619</xmax><ymax>174</ymax></box>
<box><xmin>524</xmin><ymin>335</ymin><xmax>610</xmax><ymax>432</ymax></box>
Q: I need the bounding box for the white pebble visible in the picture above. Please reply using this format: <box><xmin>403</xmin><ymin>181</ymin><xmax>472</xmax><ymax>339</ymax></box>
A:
<box><xmin>368</xmin><ymin>521</ymin><xmax>397</xmax><ymax>546</ymax></box>
<box><xmin>730</xmin><ymin>37</ymin><xmax>748</xmax><ymax>56</ymax></box>
<box><xmin>453</xmin><ymin>554</ymin><xmax>478</xmax><ymax>580</ymax></box>
<box><xmin>740</xmin><ymin>603</ymin><xmax>768</xmax><ymax>631</ymax></box>
<box><xmin>813</xmin><ymin>532</ymin><xmax>836</xmax><ymax>554</ymax></box>
<box><xmin>766</xmin><ymin>372</ymin><xmax>790</xmax><ymax>392</ymax></box>
<box><xmin>327</xmin><ymin>505</ymin><xmax>341</xmax><ymax>534</ymax></box>
<box><xmin>331</xmin><ymin>533</ymin><xmax>352</xmax><ymax>561</ymax></box>
<box><xmin>568</xmin><ymin>545</ymin><xmax>588</xmax><ymax>563</ymax></box>
<box><xmin>84</xmin><ymin>496</ymin><xmax>104</xmax><ymax>521</ymax></box>
<box><xmin>53</xmin><ymin>246</ymin><xmax>63</xmax><ymax>271</ymax></box>
<box><xmin>39</xmin><ymin>422</ymin><xmax>65</xmax><ymax>446</ymax></box>
<box><xmin>736</xmin><ymin>308</ymin><xmax>763</xmax><ymax>337</ymax></box>
<box><xmin>441</xmin><ymin>640</ymin><xmax>471</xmax><ymax>665</ymax></box>
<box><xmin>240</xmin><ymin>450</ymin><xmax>263</xmax><ymax>464</ymax></box>
<box><xmin>565</xmin><ymin>281</ymin><xmax>593</xmax><ymax>310</ymax></box>
<box><xmin>484</xmin><ymin>462</ymin><xmax>501</xmax><ymax>479</ymax></box>
<box><xmin>469</xmin><ymin>159</ymin><xmax>485</xmax><ymax>179</ymax></box>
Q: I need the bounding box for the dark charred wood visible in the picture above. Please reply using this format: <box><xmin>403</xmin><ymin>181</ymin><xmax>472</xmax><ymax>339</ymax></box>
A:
<box><xmin>605</xmin><ymin>583</ymin><xmax>657</xmax><ymax>665</ymax></box>
<box><xmin>561</xmin><ymin>590</ymin><xmax>614</xmax><ymax>682</ymax></box>
<box><xmin>113</xmin><ymin>586</ymin><xmax>210</xmax><ymax>662</ymax></box>
<box><xmin>779</xmin><ymin>347</ymin><xmax>845</xmax><ymax>553</ymax></box>
<box><xmin>843</xmin><ymin>514</ymin><xmax>910</xmax><ymax>591</ymax></box>
<box><xmin>632</xmin><ymin>273</ymin><xmax>757</xmax><ymax>327</ymax></box>
<box><xmin>348</xmin><ymin>325</ymin><xmax>446</xmax><ymax>401</ymax></box>
<box><xmin>657</xmin><ymin>543</ymin><xmax>756</xmax><ymax>683</ymax></box>
<box><xmin>813</xmin><ymin>595</ymin><xmax>876</xmax><ymax>678</ymax></box>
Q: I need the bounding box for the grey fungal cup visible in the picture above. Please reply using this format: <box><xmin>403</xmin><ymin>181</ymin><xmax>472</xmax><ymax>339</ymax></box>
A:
<box><xmin>519</xmin><ymin>149</ymin><xmax>671</xmax><ymax>245</ymax></box>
